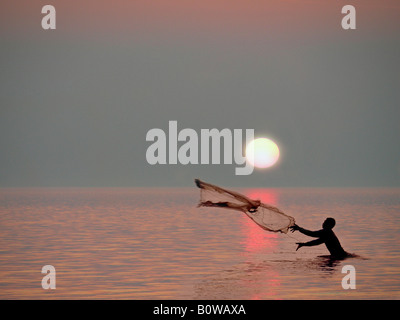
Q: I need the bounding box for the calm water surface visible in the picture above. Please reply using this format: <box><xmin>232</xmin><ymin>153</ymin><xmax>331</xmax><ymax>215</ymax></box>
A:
<box><xmin>0</xmin><ymin>188</ymin><xmax>399</xmax><ymax>299</ymax></box>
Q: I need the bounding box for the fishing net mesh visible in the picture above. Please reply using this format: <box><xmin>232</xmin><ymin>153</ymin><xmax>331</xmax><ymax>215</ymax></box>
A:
<box><xmin>195</xmin><ymin>179</ymin><xmax>295</xmax><ymax>233</ymax></box>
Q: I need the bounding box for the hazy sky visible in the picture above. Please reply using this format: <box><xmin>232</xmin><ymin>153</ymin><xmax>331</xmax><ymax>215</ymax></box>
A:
<box><xmin>1</xmin><ymin>1</ymin><xmax>399</xmax><ymax>187</ymax></box>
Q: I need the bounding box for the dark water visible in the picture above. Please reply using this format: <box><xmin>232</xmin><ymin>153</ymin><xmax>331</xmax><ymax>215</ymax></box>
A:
<box><xmin>0</xmin><ymin>188</ymin><xmax>399</xmax><ymax>299</ymax></box>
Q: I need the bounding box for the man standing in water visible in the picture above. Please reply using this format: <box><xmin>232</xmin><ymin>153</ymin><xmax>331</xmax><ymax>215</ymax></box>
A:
<box><xmin>290</xmin><ymin>218</ymin><xmax>348</xmax><ymax>259</ymax></box>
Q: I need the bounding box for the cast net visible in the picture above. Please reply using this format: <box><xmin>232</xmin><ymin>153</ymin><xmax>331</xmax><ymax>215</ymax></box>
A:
<box><xmin>195</xmin><ymin>179</ymin><xmax>295</xmax><ymax>233</ymax></box>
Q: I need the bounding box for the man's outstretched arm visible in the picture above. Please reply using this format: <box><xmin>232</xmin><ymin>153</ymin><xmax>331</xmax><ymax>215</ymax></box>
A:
<box><xmin>291</xmin><ymin>224</ymin><xmax>323</xmax><ymax>237</ymax></box>
<box><xmin>296</xmin><ymin>238</ymin><xmax>324</xmax><ymax>251</ymax></box>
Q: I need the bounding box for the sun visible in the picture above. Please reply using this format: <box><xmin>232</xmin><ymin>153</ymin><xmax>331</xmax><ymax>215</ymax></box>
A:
<box><xmin>246</xmin><ymin>138</ymin><xmax>280</xmax><ymax>168</ymax></box>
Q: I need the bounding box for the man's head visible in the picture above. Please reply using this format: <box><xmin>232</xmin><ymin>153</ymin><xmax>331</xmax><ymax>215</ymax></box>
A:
<box><xmin>322</xmin><ymin>217</ymin><xmax>336</xmax><ymax>230</ymax></box>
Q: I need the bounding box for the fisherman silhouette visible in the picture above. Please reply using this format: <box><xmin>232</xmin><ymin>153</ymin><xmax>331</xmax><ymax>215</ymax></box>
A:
<box><xmin>290</xmin><ymin>218</ymin><xmax>348</xmax><ymax>259</ymax></box>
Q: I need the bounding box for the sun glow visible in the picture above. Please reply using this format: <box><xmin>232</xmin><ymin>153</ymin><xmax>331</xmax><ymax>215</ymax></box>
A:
<box><xmin>246</xmin><ymin>138</ymin><xmax>280</xmax><ymax>169</ymax></box>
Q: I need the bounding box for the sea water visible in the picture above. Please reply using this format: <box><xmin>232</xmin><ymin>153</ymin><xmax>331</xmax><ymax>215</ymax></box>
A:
<box><xmin>0</xmin><ymin>188</ymin><xmax>399</xmax><ymax>299</ymax></box>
